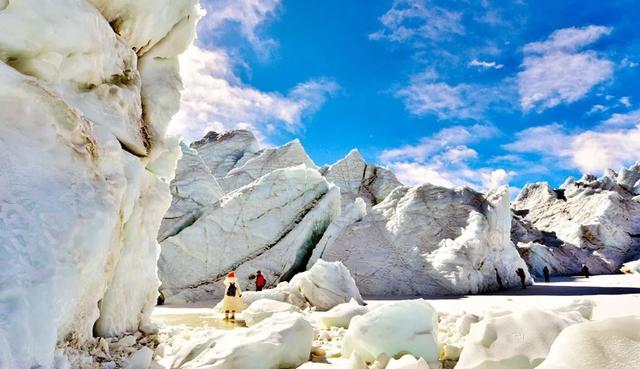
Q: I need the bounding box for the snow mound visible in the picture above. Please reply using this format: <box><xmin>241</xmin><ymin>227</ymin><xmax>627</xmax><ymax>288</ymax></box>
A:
<box><xmin>342</xmin><ymin>300</ymin><xmax>439</xmax><ymax>365</ymax></box>
<box><xmin>386</xmin><ymin>355</ymin><xmax>432</xmax><ymax>369</ymax></box>
<box><xmin>512</xmin><ymin>163</ymin><xmax>640</xmax><ymax>275</ymax></box>
<box><xmin>291</xmin><ymin>260</ymin><xmax>365</xmax><ymax>311</ymax></box>
<box><xmin>318</xmin><ymin>184</ymin><xmax>531</xmax><ymax>295</ymax></box>
<box><xmin>318</xmin><ymin>299</ymin><xmax>369</xmax><ymax>329</ymax></box>
<box><xmin>455</xmin><ymin>304</ymin><xmax>590</xmax><ymax>369</ymax></box>
<box><xmin>165</xmin><ymin>312</ymin><xmax>314</xmax><ymax>369</ymax></box>
<box><xmin>242</xmin><ymin>299</ymin><xmax>302</xmax><ymax>327</ymax></box>
<box><xmin>536</xmin><ymin>316</ymin><xmax>640</xmax><ymax>369</ymax></box>
<box><xmin>438</xmin><ymin>312</ymin><xmax>480</xmax><ymax>361</ymax></box>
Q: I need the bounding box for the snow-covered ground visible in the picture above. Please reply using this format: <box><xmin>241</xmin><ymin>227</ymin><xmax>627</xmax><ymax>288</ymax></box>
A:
<box><xmin>149</xmin><ymin>274</ymin><xmax>640</xmax><ymax>368</ymax></box>
<box><xmin>154</xmin><ymin>274</ymin><xmax>640</xmax><ymax>323</ymax></box>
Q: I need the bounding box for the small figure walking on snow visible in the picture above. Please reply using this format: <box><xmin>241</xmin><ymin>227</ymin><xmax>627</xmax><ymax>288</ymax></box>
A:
<box><xmin>516</xmin><ymin>268</ymin><xmax>527</xmax><ymax>289</ymax></box>
<box><xmin>255</xmin><ymin>270</ymin><xmax>266</xmax><ymax>291</ymax></box>
<box><xmin>223</xmin><ymin>271</ymin><xmax>244</xmax><ymax>321</ymax></box>
<box><xmin>581</xmin><ymin>264</ymin><xmax>590</xmax><ymax>279</ymax></box>
<box><xmin>543</xmin><ymin>266</ymin><xmax>550</xmax><ymax>283</ymax></box>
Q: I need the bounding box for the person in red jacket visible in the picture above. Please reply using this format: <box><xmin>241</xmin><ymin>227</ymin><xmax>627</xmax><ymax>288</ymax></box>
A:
<box><xmin>255</xmin><ymin>270</ymin><xmax>266</xmax><ymax>291</ymax></box>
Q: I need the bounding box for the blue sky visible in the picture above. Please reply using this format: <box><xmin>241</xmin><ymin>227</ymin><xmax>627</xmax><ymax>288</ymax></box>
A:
<box><xmin>169</xmin><ymin>0</ymin><xmax>640</xmax><ymax>194</ymax></box>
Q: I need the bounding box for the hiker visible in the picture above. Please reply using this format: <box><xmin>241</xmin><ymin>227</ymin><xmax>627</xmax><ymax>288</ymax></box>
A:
<box><xmin>222</xmin><ymin>271</ymin><xmax>244</xmax><ymax>321</ymax></box>
<box><xmin>495</xmin><ymin>268</ymin><xmax>504</xmax><ymax>290</ymax></box>
<box><xmin>543</xmin><ymin>266</ymin><xmax>550</xmax><ymax>283</ymax></box>
<box><xmin>255</xmin><ymin>270</ymin><xmax>266</xmax><ymax>291</ymax></box>
<box><xmin>581</xmin><ymin>264</ymin><xmax>590</xmax><ymax>278</ymax></box>
<box><xmin>516</xmin><ymin>268</ymin><xmax>527</xmax><ymax>289</ymax></box>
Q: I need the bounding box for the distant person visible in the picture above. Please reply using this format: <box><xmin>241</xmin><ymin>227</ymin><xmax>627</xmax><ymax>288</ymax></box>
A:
<box><xmin>255</xmin><ymin>270</ymin><xmax>266</xmax><ymax>291</ymax></box>
<box><xmin>581</xmin><ymin>264</ymin><xmax>590</xmax><ymax>279</ymax></box>
<box><xmin>495</xmin><ymin>268</ymin><xmax>504</xmax><ymax>290</ymax></box>
<box><xmin>543</xmin><ymin>266</ymin><xmax>550</xmax><ymax>283</ymax></box>
<box><xmin>516</xmin><ymin>268</ymin><xmax>527</xmax><ymax>289</ymax></box>
<box><xmin>222</xmin><ymin>271</ymin><xmax>244</xmax><ymax>321</ymax></box>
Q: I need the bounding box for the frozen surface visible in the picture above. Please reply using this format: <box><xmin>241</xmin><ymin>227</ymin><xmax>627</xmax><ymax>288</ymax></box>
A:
<box><xmin>536</xmin><ymin>316</ymin><xmax>640</xmax><ymax>369</ymax></box>
<box><xmin>318</xmin><ymin>299</ymin><xmax>369</xmax><ymax>329</ymax></box>
<box><xmin>157</xmin><ymin>312</ymin><xmax>314</xmax><ymax>369</ymax></box>
<box><xmin>512</xmin><ymin>163</ymin><xmax>640</xmax><ymax>275</ymax></box>
<box><xmin>0</xmin><ymin>0</ymin><xmax>199</xmax><ymax>367</ymax></box>
<box><xmin>455</xmin><ymin>303</ymin><xmax>590</xmax><ymax>369</ymax></box>
<box><xmin>242</xmin><ymin>299</ymin><xmax>301</xmax><ymax>327</ymax></box>
<box><xmin>342</xmin><ymin>299</ymin><xmax>439</xmax><ymax>365</ymax></box>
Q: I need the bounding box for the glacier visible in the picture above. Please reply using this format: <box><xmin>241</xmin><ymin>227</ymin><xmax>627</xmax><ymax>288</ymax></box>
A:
<box><xmin>0</xmin><ymin>0</ymin><xmax>200</xmax><ymax>367</ymax></box>
<box><xmin>159</xmin><ymin>129</ymin><xmax>533</xmax><ymax>300</ymax></box>
<box><xmin>512</xmin><ymin>162</ymin><xmax>640</xmax><ymax>276</ymax></box>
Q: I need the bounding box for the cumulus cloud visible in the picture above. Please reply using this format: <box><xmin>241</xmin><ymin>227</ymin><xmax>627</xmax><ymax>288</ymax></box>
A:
<box><xmin>380</xmin><ymin>124</ymin><xmax>498</xmax><ymax>162</ymax></box>
<box><xmin>379</xmin><ymin>124</ymin><xmax>513</xmax><ymax>190</ymax></box>
<box><xmin>619</xmin><ymin>96</ymin><xmax>632</xmax><ymax>108</ymax></box>
<box><xmin>168</xmin><ymin>45</ymin><xmax>338</xmax><ymax>142</ymax></box>
<box><xmin>518</xmin><ymin>25</ymin><xmax>614</xmax><ymax>111</ymax></box>
<box><xmin>602</xmin><ymin>109</ymin><xmax>640</xmax><ymax>127</ymax></box>
<box><xmin>469</xmin><ymin>59</ymin><xmax>504</xmax><ymax>69</ymax></box>
<box><xmin>504</xmin><ymin>114</ymin><xmax>640</xmax><ymax>174</ymax></box>
<box><xmin>369</xmin><ymin>0</ymin><xmax>464</xmax><ymax>43</ymax></box>
<box><xmin>201</xmin><ymin>0</ymin><xmax>280</xmax><ymax>54</ymax></box>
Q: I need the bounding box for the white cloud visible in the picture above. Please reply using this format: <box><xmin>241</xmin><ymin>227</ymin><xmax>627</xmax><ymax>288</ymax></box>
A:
<box><xmin>619</xmin><ymin>96</ymin><xmax>632</xmax><ymax>107</ymax></box>
<box><xmin>379</xmin><ymin>124</ymin><xmax>512</xmax><ymax>191</ymax></box>
<box><xmin>602</xmin><ymin>109</ymin><xmax>640</xmax><ymax>127</ymax></box>
<box><xmin>168</xmin><ymin>45</ymin><xmax>337</xmax><ymax>142</ymax></box>
<box><xmin>588</xmin><ymin>104</ymin><xmax>609</xmax><ymax>114</ymax></box>
<box><xmin>469</xmin><ymin>59</ymin><xmax>504</xmax><ymax>69</ymax></box>
<box><xmin>518</xmin><ymin>25</ymin><xmax>614</xmax><ymax>111</ymax></box>
<box><xmin>380</xmin><ymin>124</ymin><xmax>498</xmax><ymax>162</ymax></box>
<box><xmin>369</xmin><ymin>0</ymin><xmax>464</xmax><ymax>43</ymax></box>
<box><xmin>620</xmin><ymin>57</ymin><xmax>639</xmax><ymax>68</ymax></box>
<box><xmin>504</xmin><ymin>117</ymin><xmax>640</xmax><ymax>174</ymax></box>
<box><xmin>395</xmin><ymin>76</ymin><xmax>507</xmax><ymax>119</ymax></box>
<box><xmin>201</xmin><ymin>0</ymin><xmax>280</xmax><ymax>54</ymax></box>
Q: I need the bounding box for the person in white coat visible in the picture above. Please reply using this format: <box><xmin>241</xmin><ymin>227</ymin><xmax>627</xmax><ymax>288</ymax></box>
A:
<box><xmin>222</xmin><ymin>271</ymin><xmax>244</xmax><ymax>320</ymax></box>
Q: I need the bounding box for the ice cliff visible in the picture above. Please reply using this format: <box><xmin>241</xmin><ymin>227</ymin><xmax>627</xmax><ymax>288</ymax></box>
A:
<box><xmin>512</xmin><ymin>163</ymin><xmax>640</xmax><ymax>276</ymax></box>
<box><xmin>159</xmin><ymin>130</ymin><xmax>532</xmax><ymax>300</ymax></box>
<box><xmin>0</xmin><ymin>1</ymin><xmax>200</xmax><ymax>368</ymax></box>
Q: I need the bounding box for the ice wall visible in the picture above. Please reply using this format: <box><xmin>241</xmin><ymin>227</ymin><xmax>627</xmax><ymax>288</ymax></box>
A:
<box><xmin>0</xmin><ymin>1</ymin><xmax>201</xmax><ymax>368</ymax></box>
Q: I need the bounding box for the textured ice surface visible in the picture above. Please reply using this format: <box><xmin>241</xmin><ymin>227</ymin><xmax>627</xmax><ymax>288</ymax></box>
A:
<box><xmin>512</xmin><ymin>163</ymin><xmax>640</xmax><ymax>275</ymax></box>
<box><xmin>342</xmin><ymin>300</ymin><xmax>439</xmax><ymax>365</ymax></box>
<box><xmin>0</xmin><ymin>0</ymin><xmax>199</xmax><ymax>367</ymax></box>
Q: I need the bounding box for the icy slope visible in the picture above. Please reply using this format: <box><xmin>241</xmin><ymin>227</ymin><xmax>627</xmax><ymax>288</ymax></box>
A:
<box><xmin>158</xmin><ymin>167</ymin><xmax>340</xmax><ymax>302</ymax></box>
<box><xmin>512</xmin><ymin>163</ymin><xmax>640</xmax><ymax>275</ymax></box>
<box><xmin>316</xmin><ymin>184</ymin><xmax>531</xmax><ymax>295</ymax></box>
<box><xmin>158</xmin><ymin>143</ymin><xmax>224</xmax><ymax>241</ymax></box>
<box><xmin>320</xmin><ymin>149</ymin><xmax>401</xmax><ymax>208</ymax></box>
<box><xmin>0</xmin><ymin>0</ymin><xmax>199</xmax><ymax>367</ymax></box>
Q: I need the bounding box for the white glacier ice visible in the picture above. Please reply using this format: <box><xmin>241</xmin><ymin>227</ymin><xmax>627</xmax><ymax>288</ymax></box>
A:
<box><xmin>342</xmin><ymin>300</ymin><xmax>439</xmax><ymax>365</ymax></box>
<box><xmin>0</xmin><ymin>0</ymin><xmax>199</xmax><ymax>367</ymax></box>
<box><xmin>159</xmin><ymin>166</ymin><xmax>341</xmax><ymax>303</ymax></box>
<box><xmin>512</xmin><ymin>163</ymin><xmax>640</xmax><ymax>275</ymax></box>
<box><xmin>455</xmin><ymin>302</ymin><xmax>592</xmax><ymax>369</ymax></box>
<box><xmin>317</xmin><ymin>184</ymin><xmax>532</xmax><ymax>295</ymax></box>
<box><xmin>536</xmin><ymin>316</ymin><xmax>640</xmax><ymax>369</ymax></box>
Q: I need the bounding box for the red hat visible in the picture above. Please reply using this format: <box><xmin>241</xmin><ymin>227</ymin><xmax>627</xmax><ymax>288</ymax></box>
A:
<box><xmin>227</xmin><ymin>271</ymin><xmax>235</xmax><ymax>278</ymax></box>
